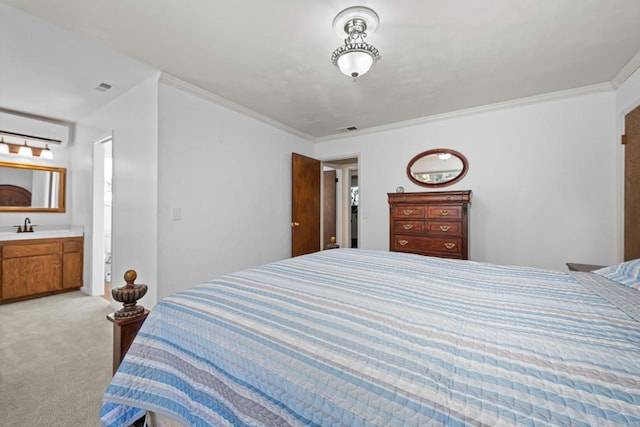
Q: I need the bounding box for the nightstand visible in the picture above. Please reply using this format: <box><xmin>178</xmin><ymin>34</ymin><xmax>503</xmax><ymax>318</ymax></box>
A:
<box><xmin>566</xmin><ymin>263</ymin><xmax>605</xmax><ymax>272</ymax></box>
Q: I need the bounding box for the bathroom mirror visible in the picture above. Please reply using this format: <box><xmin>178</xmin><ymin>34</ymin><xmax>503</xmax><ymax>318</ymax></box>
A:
<box><xmin>407</xmin><ymin>149</ymin><xmax>468</xmax><ymax>188</ymax></box>
<box><xmin>0</xmin><ymin>161</ymin><xmax>66</xmax><ymax>212</ymax></box>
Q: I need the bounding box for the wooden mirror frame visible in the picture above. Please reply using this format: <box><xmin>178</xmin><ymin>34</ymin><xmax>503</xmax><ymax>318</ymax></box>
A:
<box><xmin>406</xmin><ymin>148</ymin><xmax>469</xmax><ymax>188</ymax></box>
<box><xmin>0</xmin><ymin>161</ymin><xmax>66</xmax><ymax>212</ymax></box>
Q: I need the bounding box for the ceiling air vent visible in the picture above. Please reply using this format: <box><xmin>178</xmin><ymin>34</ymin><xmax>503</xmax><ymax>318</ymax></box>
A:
<box><xmin>95</xmin><ymin>82</ymin><xmax>113</xmax><ymax>92</ymax></box>
<box><xmin>337</xmin><ymin>126</ymin><xmax>358</xmax><ymax>133</ymax></box>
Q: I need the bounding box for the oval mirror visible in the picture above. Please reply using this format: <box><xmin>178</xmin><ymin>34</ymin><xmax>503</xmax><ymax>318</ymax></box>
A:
<box><xmin>406</xmin><ymin>149</ymin><xmax>468</xmax><ymax>188</ymax></box>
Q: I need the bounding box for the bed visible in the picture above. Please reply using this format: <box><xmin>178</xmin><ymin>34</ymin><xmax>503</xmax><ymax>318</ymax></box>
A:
<box><xmin>101</xmin><ymin>249</ymin><xmax>640</xmax><ymax>426</ymax></box>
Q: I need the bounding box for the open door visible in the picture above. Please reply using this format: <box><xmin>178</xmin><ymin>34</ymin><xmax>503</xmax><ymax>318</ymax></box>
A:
<box><xmin>625</xmin><ymin>105</ymin><xmax>640</xmax><ymax>260</ymax></box>
<box><xmin>292</xmin><ymin>153</ymin><xmax>321</xmax><ymax>257</ymax></box>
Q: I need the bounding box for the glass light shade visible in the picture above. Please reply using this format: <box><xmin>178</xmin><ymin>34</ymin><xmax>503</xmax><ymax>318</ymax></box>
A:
<box><xmin>18</xmin><ymin>142</ymin><xmax>33</xmax><ymax>157</ymax></box>
<box><xmin>337</xmin><ymin>50</ymin><xmax>374</xmax><ymax>78</ymax></box>
<box><xmin>40</xmin><ymin>145</ymin><xmax>53</xmax><ymax>159</ymax></box>
<box><xmin>0</xmin><ymin>141</ymin><xmax>9</xmax><ymax>154</ymax></box>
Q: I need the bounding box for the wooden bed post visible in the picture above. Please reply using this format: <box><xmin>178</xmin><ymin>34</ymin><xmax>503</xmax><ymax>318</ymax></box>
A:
<box><xmin>107</xmin><ymin>270</ymin><xmax>150</xmax><ymax>375</ymax></box>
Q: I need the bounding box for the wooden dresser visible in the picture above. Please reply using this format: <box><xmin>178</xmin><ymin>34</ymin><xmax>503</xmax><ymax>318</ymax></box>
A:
<box><xmin>388</xmin><ymin>190</ymin><xmax>471</xmax><ymax>260</ymax></box>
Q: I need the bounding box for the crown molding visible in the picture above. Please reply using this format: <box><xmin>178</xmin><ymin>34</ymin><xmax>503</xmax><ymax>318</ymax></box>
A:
<box><xmin>160</xmin><ymin>72</ymin><xmax>617</xmax><ymax>144</ymax></box>
<box><xmin>315</xmin><ymin>82</ymin><xmax>614</xmax><ymax>143</ymax></box>
<box><xmin>611</xmin><ymin>49</ymin><xmax>640</xmax><ymax>89</ymax></box>
<box><xmin>159</xmin><ymin>73</ymin><xmax>314</xmax><ymax>142</ymax></box>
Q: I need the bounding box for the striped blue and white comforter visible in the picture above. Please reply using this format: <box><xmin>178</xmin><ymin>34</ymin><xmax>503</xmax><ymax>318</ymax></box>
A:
<box><xmin>101</xmin><ymin>249</ymin><xmax>640</xmax><ymax>426</ymax></box>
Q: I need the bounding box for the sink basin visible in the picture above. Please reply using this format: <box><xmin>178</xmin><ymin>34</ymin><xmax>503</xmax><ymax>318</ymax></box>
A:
<box><xmin>0</xmin><ymin>227</ymin><xmax>83</xmax><ymax>241</ymax></box>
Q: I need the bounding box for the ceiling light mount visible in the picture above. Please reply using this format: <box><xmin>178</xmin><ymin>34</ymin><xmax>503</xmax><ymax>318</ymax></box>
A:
<box><xmin>331</xmin><ymin>6</ymin><xmax>381</xmax><ymax>80</ymax></box>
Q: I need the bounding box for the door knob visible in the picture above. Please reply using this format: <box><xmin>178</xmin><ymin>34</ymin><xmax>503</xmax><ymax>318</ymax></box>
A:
<box><xmin>291</xmin><ymin>221</ymin><xmax>300</xmax><ymax>227</ymax></box>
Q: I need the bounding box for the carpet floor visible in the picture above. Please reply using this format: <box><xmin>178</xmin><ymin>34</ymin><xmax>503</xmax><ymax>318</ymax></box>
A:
<box><xmin>0</xmin><ymin>291</ymin><xmax>113</xmax><ymax>426</ymax></box>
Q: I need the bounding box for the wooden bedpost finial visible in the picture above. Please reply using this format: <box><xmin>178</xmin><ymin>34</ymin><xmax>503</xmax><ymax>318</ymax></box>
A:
<box><xmin>124</xmin><ymin>269</ymin><xmax>137</xmax><ymax>284</ymax></box>
<box><xmin>112</xmin><ymin>269</ymin><xmax>148</xmax><ymax>320</ymax></box>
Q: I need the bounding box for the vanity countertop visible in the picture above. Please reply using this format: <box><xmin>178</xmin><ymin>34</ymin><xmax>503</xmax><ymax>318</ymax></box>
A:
<box><xmin>0</xmin><ymin>226</ymin><xmax>84</xmax><ymax>241</ymax></box>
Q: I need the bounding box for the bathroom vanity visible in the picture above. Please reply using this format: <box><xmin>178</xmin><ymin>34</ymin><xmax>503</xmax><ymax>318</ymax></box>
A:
<box><xmin>0</xmin><ymin>230</ymin><xmax>83</xmax><ymax>304</ymax></box>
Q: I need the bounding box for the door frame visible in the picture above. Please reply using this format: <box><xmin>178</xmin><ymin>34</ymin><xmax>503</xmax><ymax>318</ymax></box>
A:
<box><xmin>91</xmin><ymin>134</ymin><xmax>112</xmax><ymax>297</ymax></box>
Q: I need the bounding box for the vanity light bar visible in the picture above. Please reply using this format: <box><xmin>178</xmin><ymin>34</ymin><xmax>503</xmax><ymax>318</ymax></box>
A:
<box><xmin>0</xmin><ymin>128</ymin><xmax>59</xmax><ymax>159</ymax></box>
<box><xmin>0</xmin><ymin>138</ymin><xmax>54</xmax><ymax>159</ymax></box>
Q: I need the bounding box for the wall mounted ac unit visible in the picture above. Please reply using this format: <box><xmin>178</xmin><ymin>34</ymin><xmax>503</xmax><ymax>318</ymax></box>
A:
<box><xmin>0</xmin><ymin>110</ymin><xmax>73</xmax><ymax>148</ymax></box>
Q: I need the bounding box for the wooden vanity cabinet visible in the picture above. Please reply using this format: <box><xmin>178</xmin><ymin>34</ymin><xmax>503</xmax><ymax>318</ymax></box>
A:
<box><xmin>388</xmin><ymin>191</ymin><xmax>471</xmax><ymax>260</ymax></box>
<box><xmin>0</xmin><ymin>236</ymin><xmax>83</xmax><ymax>303</ymax></box>
<box><xmin>62</xmin><ymin>238</ymin><xmax>83</xmax><ymax>289</ymax></box>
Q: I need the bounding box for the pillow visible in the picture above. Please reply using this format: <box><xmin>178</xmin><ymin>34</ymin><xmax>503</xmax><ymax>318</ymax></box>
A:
<box><xmin>593</xmin><ymin>258</ymin><xmax>640</xmax><ymax>290</ymax></box>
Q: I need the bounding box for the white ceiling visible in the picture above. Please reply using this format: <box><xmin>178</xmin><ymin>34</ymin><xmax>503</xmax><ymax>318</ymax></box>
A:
<box><xmin>2</xmin><ymin>0</ymin><xmax>640</xmax><ymax>140</ymax></box>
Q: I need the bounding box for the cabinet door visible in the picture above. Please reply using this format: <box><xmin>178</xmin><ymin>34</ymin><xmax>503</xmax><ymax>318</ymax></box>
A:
<box><xmin>62</xmin><ymin>251</ymin><xmax>83</xmax><ymax>289</ymax></box>
<box><xmin>2</xmin><ymin>255</ymin><xmax>62</xmax><ymax>299</ymax></box>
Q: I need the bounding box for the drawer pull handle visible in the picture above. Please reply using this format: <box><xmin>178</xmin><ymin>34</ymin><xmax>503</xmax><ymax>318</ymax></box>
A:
<box><xmin>439</xmin><ymin>225</ymin><xmax>451</xmax><ymax>232</ymax></box>
<box><xmin>440</xmin><ymin>210</ymin><xmax>449</xmax><ymax>216</ymax></box>
<box><xmin>403</xmin><ymin>209</ymin><xmax>413</xmax><ymax>215</ymax></box>
<box><xmin>444</xmin><ymin>243</ymin><xmax>456</xmax><ymax>249</ymax></box>
<box><xmin>398</xmin><ymin>240</ymin><xmax>409</xmax><ymax>246</ymax></box>
<box><xmin>403</xmin><ymin>224</ymin><xmax>414</xmax><ymax>230</ymax></box>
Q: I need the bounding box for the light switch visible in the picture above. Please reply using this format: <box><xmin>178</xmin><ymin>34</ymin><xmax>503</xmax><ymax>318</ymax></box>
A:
<box><xmin>171</xmin><ymin>207</ymin><xmax>181</xmax><ymax>221</ymax></box>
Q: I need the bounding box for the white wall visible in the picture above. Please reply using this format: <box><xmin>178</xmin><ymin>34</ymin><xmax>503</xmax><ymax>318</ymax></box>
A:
<box><xmin>72</xmin><ymin>73</ymin><xmax>159</xmax><ymax>308</ymax></box>
<box><xmin>315</xmin><ymin>91</ymin><xmax>618</xmax><ymax>271</ymax></box>
<box><xmin>157</xmin><ymin>84</ymin><xmax>314</xmax><ymax>298</ymax></box>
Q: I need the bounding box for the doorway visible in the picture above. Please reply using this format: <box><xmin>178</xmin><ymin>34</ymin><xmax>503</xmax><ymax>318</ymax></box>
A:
<box><xmin>350</xmin><ymin>169</ymin><xmax>358</xmax><ymax>248</ymax></box>
<box><xmin>92</xmin><ymin>136</ymin><xmax>113</xmax><ymax>299</ymax></box>
<box><xmin>322</xmin><ymin>158</ymin><xmax>359</xmax><ymax>250</ymax></box>
<box><xmin>291</xmin><ymin>154</ymin><xmax>359</xmax><ymax>256</ymax></box>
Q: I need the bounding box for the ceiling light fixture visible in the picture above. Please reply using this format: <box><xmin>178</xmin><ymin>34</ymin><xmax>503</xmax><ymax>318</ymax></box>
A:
<box><xmin>331</xmin><ymin>6</ymin><xmax>381</xmax><ymax>80</ymax></box>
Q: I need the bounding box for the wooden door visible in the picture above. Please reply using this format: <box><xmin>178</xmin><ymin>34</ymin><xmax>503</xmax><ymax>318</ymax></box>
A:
<box><xmin>625</xmin><ymin>105</ymin><xmax>640</xmax><ymax>260</ymax></box>
<box><xmin>323</xmin><ymin>170</ymin><xmax>337</xmax><ymax>249</ymax></box>
<box><xmin>292</xmin><ymin>153</ymin><xmax>321</xmax><ymax>257</ymax></box>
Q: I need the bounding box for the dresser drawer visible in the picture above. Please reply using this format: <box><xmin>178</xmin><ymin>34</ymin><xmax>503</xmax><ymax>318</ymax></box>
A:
<box><xmin>426</xmin><ymin>221</ymin><xmax>462</xmax><ymax>236</ymax></box>
<box><xmin>392</xmin><ymin>236</ymin><xmax>463</xmax><ymax>256</ymax></box>
<box><xmin>393</xmin><ymin>206</ymin><xmax>425</xmax><ymax>218</ymax></box>
<box><xmin>394</xmin><ymin>221</ymin><xmax>425</xmax><ymax>234</ymax></box>
<box><xmin>389</xmin><ymin>192</ymin><xmax>468</xmax><ymax>204</ymax></box>
<box><xmin>426</xmin><ymin>205</ymin><xmax>462</xmax><ymax>219</ymax></box>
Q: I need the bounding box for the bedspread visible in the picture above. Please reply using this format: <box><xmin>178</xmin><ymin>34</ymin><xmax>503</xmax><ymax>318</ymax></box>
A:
<box><xmin>101</xmin><ymin>249</ymin><xmax>640</xmax><ymax>426</ymax></box>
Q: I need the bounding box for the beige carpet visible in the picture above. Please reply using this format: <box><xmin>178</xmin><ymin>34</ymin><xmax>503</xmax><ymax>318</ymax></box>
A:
<box><xmin>0</xmin><ymin>291</ymin><xmax>114</xmax><ymax>426</ymax></box>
